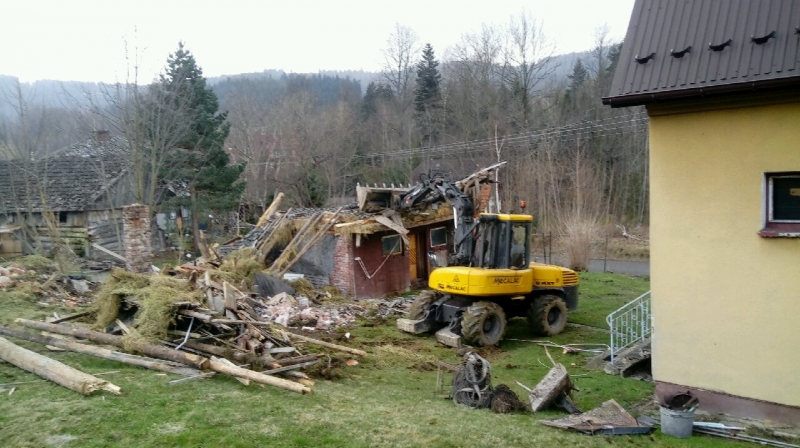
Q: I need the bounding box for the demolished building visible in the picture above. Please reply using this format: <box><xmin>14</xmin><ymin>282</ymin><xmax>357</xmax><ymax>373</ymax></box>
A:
<box><xmin>220</xmin><ymin>163</ymin><xmax>504</xmax><ymax>298</ymax></box>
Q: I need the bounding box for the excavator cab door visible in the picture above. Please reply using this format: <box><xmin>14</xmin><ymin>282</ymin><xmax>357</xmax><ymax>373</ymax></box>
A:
<box><xmin>475</xmin><ymin>215</ymin><xmax>531</xmax><ymax>270</ymax></box>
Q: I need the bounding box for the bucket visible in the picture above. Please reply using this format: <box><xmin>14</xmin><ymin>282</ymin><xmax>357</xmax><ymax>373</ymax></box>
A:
<box><xmin>660</xmin><ymin>406</ymin><xmax>695</xmax><ymax>438</ymax></box>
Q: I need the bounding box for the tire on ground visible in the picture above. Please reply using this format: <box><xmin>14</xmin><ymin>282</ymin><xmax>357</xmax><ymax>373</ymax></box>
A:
<box><xmin>527</xmin><ymin>294</ymin><xmax>568</xmax><ymax>336</ymax></box>
<box><xmin>461</xmin><ymin>301</ymin><xmax>507</xmax><ymax>346</ymax></box>
<box><xmin>408</xmin><ymin>290</ymin><xmax>439</xmax><ymax>320</ymax></box>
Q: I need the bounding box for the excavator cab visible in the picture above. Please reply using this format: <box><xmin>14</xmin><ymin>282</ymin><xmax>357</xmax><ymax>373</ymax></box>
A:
<box><xmin>474</xmin><ymin>214</ymin><xmax>531</xmax><ymax>270</ymax></box>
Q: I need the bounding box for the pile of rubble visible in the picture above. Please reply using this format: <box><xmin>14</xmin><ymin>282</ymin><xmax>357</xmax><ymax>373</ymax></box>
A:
<box><xmin>0</xmin><ymin>244</ymin><xmax>395</xmax><ymax>397</ymax></box>
<box><xmin>0</xmin><ymin>265</ymin><xmax>27</xmax><ymax>286</ymax></box>
<box><xmin>0</xmin><ymin>256</ymin><xmax>97</xmax><ymax>307</ymax></box>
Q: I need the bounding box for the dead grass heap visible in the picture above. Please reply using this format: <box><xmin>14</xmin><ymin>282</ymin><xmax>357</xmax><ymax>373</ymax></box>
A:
<box><xmin>93</xmin><ymin>268</ymin><xmax>202</xmax><ymax>344</ymax></box>
<box><xmin>217</xmin><ymin>247</ymin><xmax>262</xmax><ymax>287</ymax></box>
<box><xmin>559</xmin><ymin>217</ymin><xmax>599</xmax><ymax>272</ymax></box>
<box><xmin>8</xmin><ymin>255</ymin><xmax>56</xmax><ymax>272</ymax></box>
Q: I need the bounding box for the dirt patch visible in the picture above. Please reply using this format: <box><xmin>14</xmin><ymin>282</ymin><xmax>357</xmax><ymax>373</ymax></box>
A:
<box><xmin>409</xmin><ymin>362</ymin><xmax>437</xmax><ymax>372</ymax></box>
<box><xmin>307</xmin><ymin>356</ymin><xmax>345</xmax><ymax>380</ymax></box>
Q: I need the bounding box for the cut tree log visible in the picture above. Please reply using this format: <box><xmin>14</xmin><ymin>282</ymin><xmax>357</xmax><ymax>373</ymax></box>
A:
<box><xmin>214</xmin><ymin>357</ymin><xmax>250</xmax><ymax>386</ymax></box>
<box><xmin>0</xmin><ymin>326</ymin><xmax>201</xmax><ymax>377</ymax></box>
<box><xmin>197</xmin><ymin>230</ymin><xmax>213</xmax><ymax>262</ymax></box>
<box><xmin>0</xmin><ymin>336</ymin><xmax>120</xmax><ymax>395</ymax></box>
<box><xmin>15</xmin><ymin>320</ymin><xmax>311</xmax><ymax>395</ymax></box>
<box><xmin>279</xmin><ymin>331</ymin><xmax>367</xmax><ymax>357</ymax></box>
<box><xmin>207</xmin><ymin>357</ymin><xmax>310</xmax><ymax>394</ymax></box>
<box><xmin>16</xmin><ymin>319</ymin><xmax>207</xmax><ymax>369</ymax></box>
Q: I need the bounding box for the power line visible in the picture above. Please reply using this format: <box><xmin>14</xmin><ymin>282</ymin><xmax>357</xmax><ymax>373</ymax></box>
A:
<box><xmin>244</xmin><ymin>114</ymin><xmax>648</xmax><ymax>166</ymax></box>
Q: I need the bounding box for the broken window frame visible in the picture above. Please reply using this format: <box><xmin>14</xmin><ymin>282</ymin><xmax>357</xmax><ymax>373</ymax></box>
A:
<box><xmin>381</xmin><ymin>234</ymin><xmax>402</xmax><ymax>256</ymax></box>
<box><xmin>760</xmin><ymin>172</ymin><xmax>800</xmax><ymax>237</ymax></box>
<box><xmin>429</xmin><ymin>227</ymin><xmax>447</xmax><ymax>247</ymax></box>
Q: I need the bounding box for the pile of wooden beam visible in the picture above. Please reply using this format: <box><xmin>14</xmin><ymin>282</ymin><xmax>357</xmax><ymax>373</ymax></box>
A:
<box><xmin>0</xmin><ymin>270</ymin><xmax>367</xmax><ymax>396</ymax></box>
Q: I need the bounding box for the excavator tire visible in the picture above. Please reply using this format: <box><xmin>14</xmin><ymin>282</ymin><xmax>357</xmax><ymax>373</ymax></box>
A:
<box><xmin>461</xmin><ymin>301</ymin><xmax>507</xmax><ymax>346</ymax></box>
<box><xmin>528</xmin><ymin>295</ymin><xmax>568</xmax><ymax>336</ymax></box>
<box><xmin>408</xmin><ymin>290</ymin><xmax>440</xmax><ymax>320</ymax></box>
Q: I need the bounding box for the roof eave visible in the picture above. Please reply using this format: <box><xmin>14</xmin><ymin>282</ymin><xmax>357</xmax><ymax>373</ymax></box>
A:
<box><xmin>603</xmin><ymin>77</ymin><xmax>800</xmax><ymax>108</ymax></box>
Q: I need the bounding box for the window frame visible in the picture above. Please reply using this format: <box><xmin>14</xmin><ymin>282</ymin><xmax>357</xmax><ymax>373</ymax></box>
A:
<box><xmin>760</xmin><ymin>172</ymin><xmax>800</xmax><ymax>238</ymax></box>
<box><xmin>381</xmin><ymin>234</ymin><xmax>403</xmax><ymax>255</ymax></box>
<box><xmin>429</xmin><ymin>226</ymin><xmax>447</xmax><ymax>248</ymax></box>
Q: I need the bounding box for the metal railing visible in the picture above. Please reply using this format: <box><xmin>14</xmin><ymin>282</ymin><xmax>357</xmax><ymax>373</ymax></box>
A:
<box><xmin>606</xmin><ymin>291</ymin><xmax>651</xmax><ymax>362</ymax></box>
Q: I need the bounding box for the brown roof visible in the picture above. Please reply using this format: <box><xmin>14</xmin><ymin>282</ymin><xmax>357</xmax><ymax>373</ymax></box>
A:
<box><xmin>604</xmin><ymin>0</ymin><xmax>800</xmax><ymax>108</ymax></box>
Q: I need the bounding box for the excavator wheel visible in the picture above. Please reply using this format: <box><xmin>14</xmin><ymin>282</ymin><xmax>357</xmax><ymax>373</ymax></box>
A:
<box><xmin>408</xmin><ymin>290</ymin><xmax>440</xmax><ymax>320</ymax></box>
<box><xmin>528</xmin><ymin>295</ymin><xmax>568</xmax><ymax>336</ymax></box>
<box><xmin>461</xmin><ymin>301</ymin><xmax>507</xmax><ymax>346</ymax></box>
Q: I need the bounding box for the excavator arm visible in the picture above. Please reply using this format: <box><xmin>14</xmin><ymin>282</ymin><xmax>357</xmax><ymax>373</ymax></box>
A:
<box><xmin>398</xmin><ymin>171</ymin><xmax>476</xmax><ymax>266</ymax></box>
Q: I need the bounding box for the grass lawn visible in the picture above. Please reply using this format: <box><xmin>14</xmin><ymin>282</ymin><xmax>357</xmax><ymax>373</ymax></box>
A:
<box><xmin>0</xmin><ymin>272</ymin><xmax>747</xmax><ymax>447</ymax></box>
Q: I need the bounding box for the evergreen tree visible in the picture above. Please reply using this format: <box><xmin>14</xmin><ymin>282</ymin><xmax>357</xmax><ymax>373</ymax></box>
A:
<box><xmin>361</xmin><ymin>81</ymin><xmax>394</xmax><ymax>117</ymax></box>
<box><xmin>159</xmin><ymin>42</ymin><xmax>244</xmax><ymax>252</ymax></box>
<box><xmin>413</xmin><ymin>43</ymin><xmax>443</xmax><ymax>145</ymax></box>
<box><xmin>567</xmin><ymin>59</ymin><xmax>588</xmax><ymax>93</ymax></box>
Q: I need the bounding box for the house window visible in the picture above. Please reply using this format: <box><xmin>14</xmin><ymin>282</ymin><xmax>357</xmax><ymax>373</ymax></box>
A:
<box><xmin>760</xmin><ymin>172</ymin><xmax>800</xmax><ymax>237</ymax></box>
<box><xmin>430</xmin><ymin>227</ymin><xmax>447</xmax><ymax>247</ymax></box>
<box><xmin>382</xmin><ymin>235</ymin><xmax>402</xmax><ymax>255</ymax></box>
<box><xmin>58</xmin><ymin>211</ymin><xmax>68</xmax><ymax>223</ymax></box>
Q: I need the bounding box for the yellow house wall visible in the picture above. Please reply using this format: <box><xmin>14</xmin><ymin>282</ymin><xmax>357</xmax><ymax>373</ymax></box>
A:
<box><xmin>649</xmin><ymin>101</ymin><xmax>800</xmax><ymax>407</ymax></box>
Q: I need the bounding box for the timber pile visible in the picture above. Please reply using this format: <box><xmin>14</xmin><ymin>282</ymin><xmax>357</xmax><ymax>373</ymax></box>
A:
<box><xmin>83</xmin><ymin>267</ymin><xmax>370</xmax><ymax>392</ymax></box>
<box><xmin>0</xmin><ymin>262</ymin><xmax>373</xmax><ymax>396</ymax></box>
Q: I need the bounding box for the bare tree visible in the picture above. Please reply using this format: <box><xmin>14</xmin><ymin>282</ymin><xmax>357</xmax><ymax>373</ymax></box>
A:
<box><xmin>503</xmin><ymin>12</ymin><xmax>556</xmax><ymax>130</ymax></box>
<box><xmin>381</xmin><ymin>24</ymin><xmax>419</xmax><ymax>106</ymax></box>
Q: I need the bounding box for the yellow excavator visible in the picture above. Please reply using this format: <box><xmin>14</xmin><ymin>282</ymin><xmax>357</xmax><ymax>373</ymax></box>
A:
<box><xmin>396</xmin><ymin>171</ymin><xmax>579</xmax><ymax>347</ymax></box>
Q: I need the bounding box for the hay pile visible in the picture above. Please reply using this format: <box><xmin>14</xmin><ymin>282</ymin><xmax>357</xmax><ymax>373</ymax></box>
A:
<box><xmin>93</xmin><ymin>269</ymin><xmax>202</xmax><ymax>344</ymax></box>
<box><xmin>215</xmin><ymin>247</ymin><xmax>263</xmax><ymax>287</ymax></box>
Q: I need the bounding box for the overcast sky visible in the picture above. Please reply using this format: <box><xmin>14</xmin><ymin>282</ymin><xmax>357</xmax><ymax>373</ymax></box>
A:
<box><xmin>1</xmin><ymin>0</ymin><xmax>635</xmax><ymax>84</ymax></box>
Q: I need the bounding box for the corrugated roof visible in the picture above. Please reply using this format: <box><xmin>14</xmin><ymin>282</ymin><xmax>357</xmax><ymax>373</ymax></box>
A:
<box><xmin>604</xmin><ymin>0</ymin><xmax>800</xmax><ymax>107</ymax></box>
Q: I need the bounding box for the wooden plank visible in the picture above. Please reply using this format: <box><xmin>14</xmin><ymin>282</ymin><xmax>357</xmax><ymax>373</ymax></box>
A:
<box><xmin>215</xmin><ymin>357</ymin><xmax>250</xmax><ymax>386</ymax></box>
<box><xmin>256</xmin><ymin>192</ymin><xmax>285</xmax><ymax>227</ymax></box>
<box><xmin>373</xmin><ymin>215</ymin><xmax>410</xmax><ymax>247</ymax></box>
<box><xmin>222</xmin><ymin>282</ymin><xmax>238</xmax><ymax>312</ymax></box>
<box><xmin>278</xmin><ymin>207</ymin><xmax>343</xmax><ymax>276</ymax></box>
<box><xmin>90</xmin><ymin>243</ymin><xmax>126</xmax><ymax>262</ymax></box>
<box><xmin>279</xmin><ymin>331</ymin><xmax>367</xmax><ymax>357</ymax></box>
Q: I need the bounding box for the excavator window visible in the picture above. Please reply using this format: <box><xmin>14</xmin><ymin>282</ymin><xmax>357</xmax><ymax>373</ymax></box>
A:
<box><xmin>510</xmin><ymin>222</ymin><xmax>528</xmax><ymax>268</ymax></box>
<box><xmin>478</xmin><ymin>221</ymin><xmax>496</xmax><ymax>268</ymax></box>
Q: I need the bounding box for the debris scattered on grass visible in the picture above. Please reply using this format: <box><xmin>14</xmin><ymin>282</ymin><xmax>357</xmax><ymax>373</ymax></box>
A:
<box><xmin>517</xmin><ymin>348</ymin><xmax>580</xmax><ymax>413</ymax></box>
<box><xmin>540</xmin><ymin>399</ymin><xmax>654</xmax><ymax>435</ymax></box>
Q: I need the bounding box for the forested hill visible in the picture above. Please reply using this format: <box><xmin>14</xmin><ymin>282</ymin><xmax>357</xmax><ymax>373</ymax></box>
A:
<box><xmin>0</xmin><ymin>75</ymin><xmax>106</xmax><ymax>120</ymax></box>
<box><xmin>0</xmin><ymin>50</ymin><xmax>590</xmax><ymax>120</ymax></box>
